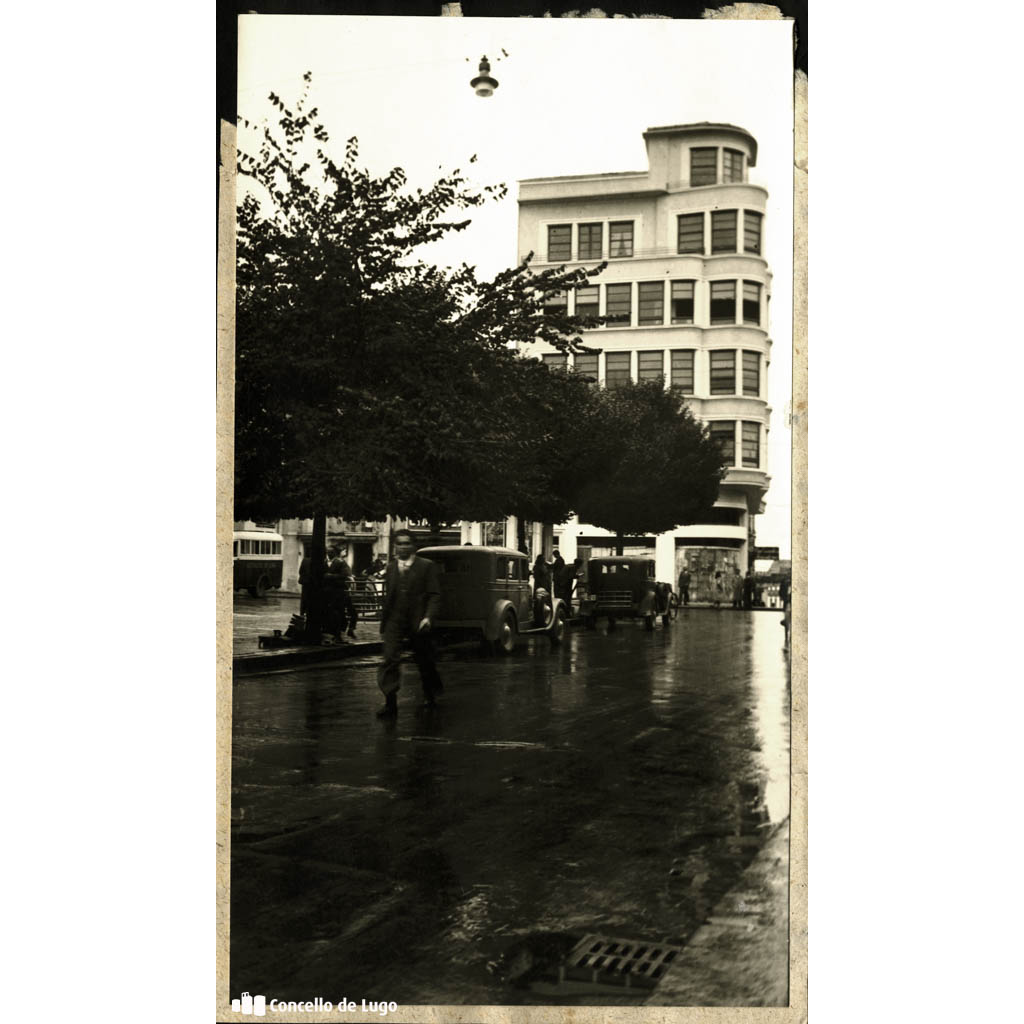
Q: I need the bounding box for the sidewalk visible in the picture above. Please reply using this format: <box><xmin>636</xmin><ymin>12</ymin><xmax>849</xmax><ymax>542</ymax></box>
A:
<box><xmin>646</xmin><ymin>818</ymin><xmax>790</xmax><ymax>1007</ymax></box>
<box><xmin>232</xmin><ymin>592</ymin><xmax>383</xmax><ymax>676</ymax></box>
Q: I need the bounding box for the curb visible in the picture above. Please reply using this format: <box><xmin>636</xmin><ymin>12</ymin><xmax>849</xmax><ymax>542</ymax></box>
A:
<box><xmin>233</xmin><ymin>640</ymin><xmax>383</xmax><ymax>676</ymax></box>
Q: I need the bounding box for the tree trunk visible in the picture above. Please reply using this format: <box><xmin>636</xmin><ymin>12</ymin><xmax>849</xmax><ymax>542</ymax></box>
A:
<box><xmin>517</xmin><ymin>518</ymin><xmax>528</xmax><ymax>555</ymax></box>
<box><xmin>304</xmin><ymin>513</ymin><xmax>328</xmax><ymax>641</ymax></box>
<box><xmin>615</xmin><ymin>531</ymin><xmax>625</xmax><ymax>556</ymax></box>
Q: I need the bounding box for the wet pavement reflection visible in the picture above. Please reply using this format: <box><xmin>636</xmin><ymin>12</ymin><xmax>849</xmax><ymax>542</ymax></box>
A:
<box><xmin>230</xmin><ymin>609</ymin><xmax>790</xmax><ymax>1005</ymax></box>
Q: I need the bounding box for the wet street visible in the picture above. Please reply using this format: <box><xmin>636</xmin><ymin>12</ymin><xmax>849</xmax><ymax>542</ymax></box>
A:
<box><xmin>230</xmin><ymin>610</ymin><xmax>790</xmax><ymax>1006</ymax></box>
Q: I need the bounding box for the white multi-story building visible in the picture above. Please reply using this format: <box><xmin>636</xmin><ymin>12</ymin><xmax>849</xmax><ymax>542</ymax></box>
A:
<box><xmin>518</xmin><ymin>123</ymin><xmax>773</xmax><ymax>595</ymax></box>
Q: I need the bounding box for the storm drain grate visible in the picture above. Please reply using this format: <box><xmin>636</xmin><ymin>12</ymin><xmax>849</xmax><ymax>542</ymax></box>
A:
<box><xmin>557</xmin><ymin>934</ymin><xmax>683</xmax><ymax>991</ymax></box>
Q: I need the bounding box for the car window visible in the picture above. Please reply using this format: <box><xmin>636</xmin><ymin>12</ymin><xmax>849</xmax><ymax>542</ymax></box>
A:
<box><xmin>495</xmin><ymin>557</ymin><xmax>508</xmax><ymax>581</ymax></box>
<box><xmin>431</xmin><ymin>556</ymin><xmax>472</xmax><ymax>574</ymax></box>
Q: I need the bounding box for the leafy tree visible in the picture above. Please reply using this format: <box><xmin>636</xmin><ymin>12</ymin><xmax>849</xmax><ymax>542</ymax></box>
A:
<box><xmin>234</xmin><ymin>76</ymin><xmax>604</xmax><ymax>633</ymax></box>
<box><xmin>573</xmin><ymin>380</ymin><xmax>726</xmax><ymax>555</ymax></box>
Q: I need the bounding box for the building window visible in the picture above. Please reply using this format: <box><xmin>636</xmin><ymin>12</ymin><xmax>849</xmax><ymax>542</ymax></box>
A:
<box><xmin>547</xmin><ymin>224</ymin><xmax>571</xmax><ymax>262</ymax></box>
<box><xmin>638</xmin><ymin>350</ymin><xmax>664</xmax><ymax>382</ymax></box>
<box><xmin>711</xmin><ymin>210</ymin><xmax>738</xmax><ymax>254</ymax></box>
<box><xmin>691</xmin><ymin>147</ymin><xmax>717</xmax><ymax>186</ymax></box>
<box><xmin>677</xmin><ymin>213</ymin><xmax>704</xmax><ymax>254</ymax></box>
<box><xmin>742</xmin><ymin>350</ymin><xmax>760</xmax><ymax>396</ymax></box>
<box><xmin>605</xmin><ymin>283</ymin><xmax>632</xmax><ymax>325</ymax></box>
<box><xmin>542</xmin><ymin>352</ymin><xmax>567</xmax><ymax>370</ymax></box>
<box><xmin>638</xmin><ymin>282</ymin><xmax>664</xmax><ymax>325</ymax></box>
<box><xmin>742</xmin><ymin>421</ymin><xmax>760</xmax><ymax>467</ymax></box>
<box><xmin>710</xmin><ymin>281</ymin><xmax>736</xmax><ymax>325</ymax></box>
<box><xmin>544</xmin><ymin>289</ymin><xmax>568</xmax><ymax>318</ymax></box>
<box><xmin>609</xmin><ymin>221</ymin><xmax>634</xmax><ymax>258</ymax></box>
<box><xmin>743</xmin><ymin>281</ymin><xmax>761</xmax><ymax>325</ymax></box>
<box><xmin>574</xmin><ymin>352</ymin><xmax>598</xmax><ymax>379</ymax></box>
<box><xmin>605</xmin><ymin>351</ymin><xmax>631</xmax><ymax>389</ymax></box>
<box><xmin>578</xmin><ymin>223</ymin><xmax>603</xmax><ymax>260</ymax></box>
<box><xmin>723</xmin><ymin>148</ymin><xmax>744</xmax><ymax>182</ymax></box>
<box><xmin>574</xmin><ymin>285</ymin><xmax>599</xmax><ymax>318</ymax></box>
<box><xmin>710</xmin><ymin>350</ymin><xmax>736</xmax><ymax>394</ymax></box>
<box><xmin>670</xmin><ymin>349</ymin><xmax>694</xmax><ymax>393</ymax></box>
<box><xmin>744</xmin><ymin>211</ymin><xmax>762</xmax><ymax>254</ymax></box>
<box><xmin>671</xmin><ymin>280</ymin><xmax>695</xmax><ymax>324</ymax></box>
<box><xmin>709</xmin><ymin>421</ymin><xmax>736</xmax><ymax>465</ymax></box>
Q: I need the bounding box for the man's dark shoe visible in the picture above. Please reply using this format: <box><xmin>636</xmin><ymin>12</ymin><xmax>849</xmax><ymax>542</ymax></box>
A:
<box><xmin>376</xmin><ymin>694</ymin><xmax>398</xmax><ymax>719</ymax></box>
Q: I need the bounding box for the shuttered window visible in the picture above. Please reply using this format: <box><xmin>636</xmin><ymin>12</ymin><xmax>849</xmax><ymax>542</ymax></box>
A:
<box><xmin>542</xmin><ymin>353</ymin><xmax>567</xmax><ymax>369</ymax></box>
<box><xmin>574</xmin><ymin>285</ymin><xmax>599</xmax><ymax>318</ymax></box>
<box><xmin>605</xmin><ymin>283</ymin><xmax>632</xmax><ymax>325</ymax></box>
<box><xmin>574</xmin><ymin>352</ymin><xmax>598</xmax><ymax>379</ymax></box>
<box><xmin>609</xmin><ymin>221</ymin><xmax>634</xmax><ymax>258</ymax></box>
<box><xmin>723</xmin><ymin>148</ymin><xmax>744</xmax><ymax>182</ymax></box>
<box><xmin>743</xmin><ymin>281</ymin><xmax>761</xmax><ymax>325</ymax></box>
<box><xmin>578</xmin><ymin>223</ymin><xmax>603</xmax><ymax>260</ymax></box>
<box><xmin>742</xmin><ymin>422</ymin><xmax>760</xmax><ymax>467</ymax></box>
<box><xmin>677</xmin><ymin>213</ymin><xmax>704</xmax><ymax>254</ymax></box>
<box><xmin>744</xmin><ymin>211</ymin><xmax>762</xmax><ymax>254</ymax></box>
<box><xmin>638</xmin><ymin>350</ymin><xmax>664</xmax><ymax>382</ymax></box>
<box><xmin>710</xmin><ymin>350</ymin><xmax>736</xmax><ymax>394</ymax></box>
<box><xmin>690</xmin><ymin>147</ymin><xmax>717</xmax><ymax>186</ymax></box>
<box><xmin>638</xmin><ymin>281</ymin><xmax>664</xmax><ymax>325</ymax></box>
<box><xmin>671</xmin><ymin>280</ymin><xmax>695</xmax><ymax>324</ymax></box>
<box><xmin>711</xmin><ymin>210</ymin><xmax>738</xmax><ymax>253</ymax></box>
<box><xmin>742</xmin><ymin>350</ymin><xmax>760</xmax><ymax>396</ymax></box>
<box><xmin>709</xmin><ymin>421</ymin><xmax>736</xmax><ymax>465</ymax></box>
<box><xmin>670</xmin><ymin>350</ymin><xmax>694</xmax><ymax>393</ymax></box>
<box><xmin>605</xmin><ymin>351</ymin><xmax>631</xmax><ymax>389</ymax></box>
<box><xmin>547</xmin><ymin>224</ymin><xmax>571</xmax><ymax>262</ymax></box>
<box><xmin>710</xmin><ymin>281</ymin><xmax>736</xmax><ymax>325</ymax></box>
<box><xmin>544</xmin><ymin>290</ymin><xmax>568</xmax><ymax>318</ymax></box>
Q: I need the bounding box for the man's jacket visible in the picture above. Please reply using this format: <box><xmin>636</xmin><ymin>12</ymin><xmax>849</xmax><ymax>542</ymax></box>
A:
<box><xmin>380</xmin><ymin>556</ymin><xmax>441</xmax><ymax>629</ymax></box>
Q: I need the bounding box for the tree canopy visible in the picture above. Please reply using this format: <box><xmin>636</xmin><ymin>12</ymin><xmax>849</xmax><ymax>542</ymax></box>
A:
<box><xmin>573</xmin><ymin>380</ymin><xmax>726</xmax><ymax>542</ymax></box>
<box><xmin>234</xmin><ymin>75</ymin><xmax>603</xmax><ymax>527</ymax></box>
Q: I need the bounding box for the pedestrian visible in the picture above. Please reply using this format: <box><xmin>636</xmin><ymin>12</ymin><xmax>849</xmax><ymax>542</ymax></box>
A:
<box><xmin>551</xmin><ymin>549</ymin><xmax>572</xmax><ymax>610</ymax></box>
<box><xmin>742</xmin><ymin>569</ymin><xmax>755</xmax><ymax>611</ymax></box>
<box><xmin>532</xmin><ymin>553</ymin><xmax>551</xmax><ymax>596</ymax></box>
<box><xmin>298</xmin><ymin>551</ymin><xmax>312</xmax><ymax>617</ymax></box>
<box><xmin>732</xmin><ymin>573</ymin><xmax>744</xmax><ymax>609</ymax></box>
<box><xmin>677</xmin><ymin>566</ymin><xmax>691</xmax><ymax>606</ymax></box>
<box><xmin>324</xmin><ymin>546</ymin><xmax>350</xmax><ymax>641</ymax></box>
<box><xmin>376</xmin><ymin>529</ymin><xmax>443</xmax><ymax>718</ymax></box>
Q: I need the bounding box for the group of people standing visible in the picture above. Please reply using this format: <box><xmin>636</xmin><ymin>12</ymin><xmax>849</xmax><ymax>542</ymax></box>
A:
<box><xmin>530</xmin><ymin>549</ymin><xmax>580</xmax><ymax>611</ymax></box>
<box><xmin>298</xmin><ymin>546</ymin><xmax>359</xmax><ymax>642</ymax></box>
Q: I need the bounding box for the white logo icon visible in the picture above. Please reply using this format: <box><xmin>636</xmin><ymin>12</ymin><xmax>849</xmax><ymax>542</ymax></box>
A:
<box><xmin>231</xmin><ymin>992</ymin><xmax>266</xmax><ymax>1016</ymax></box>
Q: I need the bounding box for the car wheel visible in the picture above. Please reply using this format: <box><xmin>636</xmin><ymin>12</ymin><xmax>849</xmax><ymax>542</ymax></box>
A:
<box><xmin>495</xmin><ymin>608</ymin><xmax>518</xmax><ymax>655</ymax></box>
<box><xmin>549</xmin><ymin>606</ymin><xmax>566</xmax><ymax>645</ymax></box>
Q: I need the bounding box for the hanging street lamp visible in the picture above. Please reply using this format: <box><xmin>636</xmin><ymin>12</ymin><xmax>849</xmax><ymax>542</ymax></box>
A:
<box><xmin>470</xmin><ymin>55</ymin><xmax>498</xmax><ymax>97</ymax></box>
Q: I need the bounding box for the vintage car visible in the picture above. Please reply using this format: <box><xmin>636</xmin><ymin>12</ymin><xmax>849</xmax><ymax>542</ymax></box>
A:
<box><xmin>417</xmin><ymin>546</ymin><xmax>568</xmax><ymax>654</ymax></box>
<box><xmin>580</xmin><ymin>556</ymin><xmax>675</xmax><ymax>630</ymax></box>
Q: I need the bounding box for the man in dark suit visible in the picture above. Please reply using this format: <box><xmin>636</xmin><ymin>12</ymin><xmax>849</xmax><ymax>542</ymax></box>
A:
<box><xmin>376</xmin><ymin>529</ymin><xmax>443</xmax><ymax>718</ymax></box>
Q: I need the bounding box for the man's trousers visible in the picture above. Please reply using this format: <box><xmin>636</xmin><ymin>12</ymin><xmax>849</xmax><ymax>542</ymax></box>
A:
<box><xmin>377</xmin><ymin>619</ymin><xmax>443</xmax><ymax>698</ymax></box>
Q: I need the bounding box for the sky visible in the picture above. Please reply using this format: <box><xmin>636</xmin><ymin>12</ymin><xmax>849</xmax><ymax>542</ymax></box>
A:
<box><xmin>237</xmin><ymin>15</ymin><xmax>795</xmax><ymax>556</ymax></box>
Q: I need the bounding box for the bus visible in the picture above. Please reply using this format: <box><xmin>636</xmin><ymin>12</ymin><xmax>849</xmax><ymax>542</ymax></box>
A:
<box><xmin>233</xmin><ymin>530</ymin><xmax>284</xmax><ymax>597</ymax></box>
